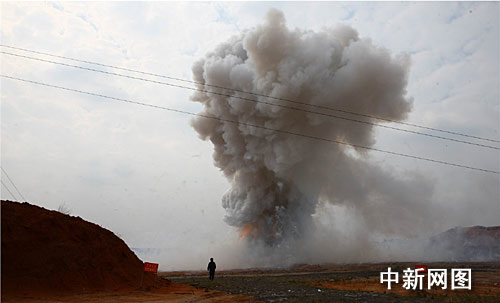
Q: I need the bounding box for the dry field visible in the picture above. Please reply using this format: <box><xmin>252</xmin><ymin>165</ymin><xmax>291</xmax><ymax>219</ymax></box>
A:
<box><xmin>163</xmin><ymin>262</ymin><xmax>500</xmax><ymax>302</ymax></box>
<box><xmin>3</xmin><ymin>262</ymin><xmax>499</xmax><ymax>302</ymax></box>
<box><xmin>1</xmin><ymin>282</ymin><xmax>256</xmax><ymax>303</ymax></box>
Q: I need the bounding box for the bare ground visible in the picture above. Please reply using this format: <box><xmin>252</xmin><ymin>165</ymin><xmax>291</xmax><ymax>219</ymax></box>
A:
<box><xmin>163</xmin><ymin>262</ymin><xmax>500</xmax><ymax>303</ymax></box>
<box><xmin>3</xmin><ymin>262</ymin><xmax>499</xmax><ymax>302</ymax></box>
<box><xmin>1</xmin><ymin>282</ymin><xmax>257</xmax><ymax>303</ymax></box>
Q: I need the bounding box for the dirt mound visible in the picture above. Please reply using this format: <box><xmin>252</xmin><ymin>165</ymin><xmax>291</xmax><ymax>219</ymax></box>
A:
<box><xmin>1</xmin><ymin>200</ymin><xmax>169</xmax><ymax>297</ymax></box>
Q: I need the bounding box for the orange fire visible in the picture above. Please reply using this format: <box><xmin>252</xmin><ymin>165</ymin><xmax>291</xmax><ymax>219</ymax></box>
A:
<box><xmin>240</xmin><ymin>223</ymin><xmax>253</xmax><ymax>239</ymax></box>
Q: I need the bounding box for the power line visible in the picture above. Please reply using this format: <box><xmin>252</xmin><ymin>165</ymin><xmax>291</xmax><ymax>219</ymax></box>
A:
<box><xmin>1</xmin><ymin>44</ymin><xmax>499</xmax><ymax>145</ymax></box>
<box><xmin>2</xmin><ymin>74</ymin><xmax>498</xmax><ymax>175</ymax></box>
<box><xmin>1</xmin><ymin>179</ymin><xmax>18</xmax><ymax>201</ymax></box>
<box><xmin>2</xmin><ymin>50</ymin><xmax>498</xmax><ymax>151</ymax></box>
<box><xmin>1</xmin><ymin>167</ymin><xmax>26</xmax><ymax>201</ymax></box>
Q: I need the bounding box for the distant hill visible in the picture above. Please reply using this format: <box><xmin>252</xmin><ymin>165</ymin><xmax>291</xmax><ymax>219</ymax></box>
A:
<box><xmin>426</xmin><ymin>226</ymin><xmax>500</xmax><ymax>262</ymax></box>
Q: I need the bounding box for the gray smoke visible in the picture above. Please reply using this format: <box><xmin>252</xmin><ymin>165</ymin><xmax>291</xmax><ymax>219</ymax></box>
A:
<box><xmin>190</xmin><ymin>9</ymin><xmax>436</xmax><ymax>254</ymax></box>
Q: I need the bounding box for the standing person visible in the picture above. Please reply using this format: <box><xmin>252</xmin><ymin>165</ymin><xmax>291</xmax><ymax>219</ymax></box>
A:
<box><xmin>207</xmin><ymin>258</ymin><xmax>216</xmax><ymax>280</ymax></box>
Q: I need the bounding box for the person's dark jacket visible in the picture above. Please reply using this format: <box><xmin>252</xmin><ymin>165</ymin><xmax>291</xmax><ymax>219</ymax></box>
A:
<box><xmin>207</xmin><ymin>261</ymin><xmax>216</xmax><ymax>272</ymax></box>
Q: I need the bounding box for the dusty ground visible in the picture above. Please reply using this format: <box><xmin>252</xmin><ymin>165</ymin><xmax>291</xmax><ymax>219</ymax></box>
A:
<box><xmin>163</xmin><ymin>262</ymin><xmax>500</xmax><ymax>302</ymax></box>
<box><xmin>3</xmin><ymin>262</ymin><xmax>499</xmax><ymax>302</ymax></box>
<box><xmin>1</xmin><ymin>282</ymin><xmax>257</xmax><ymax>303</ymax></box>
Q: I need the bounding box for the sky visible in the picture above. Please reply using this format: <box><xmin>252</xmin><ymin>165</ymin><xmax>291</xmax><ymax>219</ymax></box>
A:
<box><xmin>1</xmin><ymin>2</ymin><xmax>499</xmax><ymax>270</ymax></box>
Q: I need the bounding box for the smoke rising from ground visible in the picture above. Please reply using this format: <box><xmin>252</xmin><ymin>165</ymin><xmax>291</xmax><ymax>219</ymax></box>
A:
<box><xmin>190</xmin><ymin>9</ymin><xmax>439</xmax><ymax>263</ymax></box>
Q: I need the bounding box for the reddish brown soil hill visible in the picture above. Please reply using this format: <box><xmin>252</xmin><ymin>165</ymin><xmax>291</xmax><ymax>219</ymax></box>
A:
<box><xmin>1</xmin><ymin>200</ymin><xmax>168</xmax><ymax>297</ymax></box>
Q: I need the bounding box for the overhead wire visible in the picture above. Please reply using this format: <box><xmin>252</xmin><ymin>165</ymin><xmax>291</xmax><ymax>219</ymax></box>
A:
<box><xmin>1</xmin><ymin>179</ymin><xmax>18</xmax><ymax>201</ymax></box>
<box><xmin>2</xmin><ymin>74</ymin><xmax>498</xmax><ymax>175</ymax></box>
<box><xmin>3</xmin><ymin>43</ymin><xmax>498</xmax><ymax>143</ymax></box>
<box><xmin>1</xmin><ymin>51</ymin><xmax>498</xmax><ymax>151</ymax></box>
<box><xmin>2</xmin><ymin>167</ymin><xmax>26</xmax><ymax>201</ymax></box>
<box><xmin>1</xmin><ymin>45</ymin><xmax>499</xmax><ymax>145</ymax></box>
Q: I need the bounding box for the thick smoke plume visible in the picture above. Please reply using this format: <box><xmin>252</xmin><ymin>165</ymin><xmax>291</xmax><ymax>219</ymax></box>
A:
<box><xmin>190</xmin><ymin>9</ymin><xmax>435</xmax><ymax>255</ymax></box>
